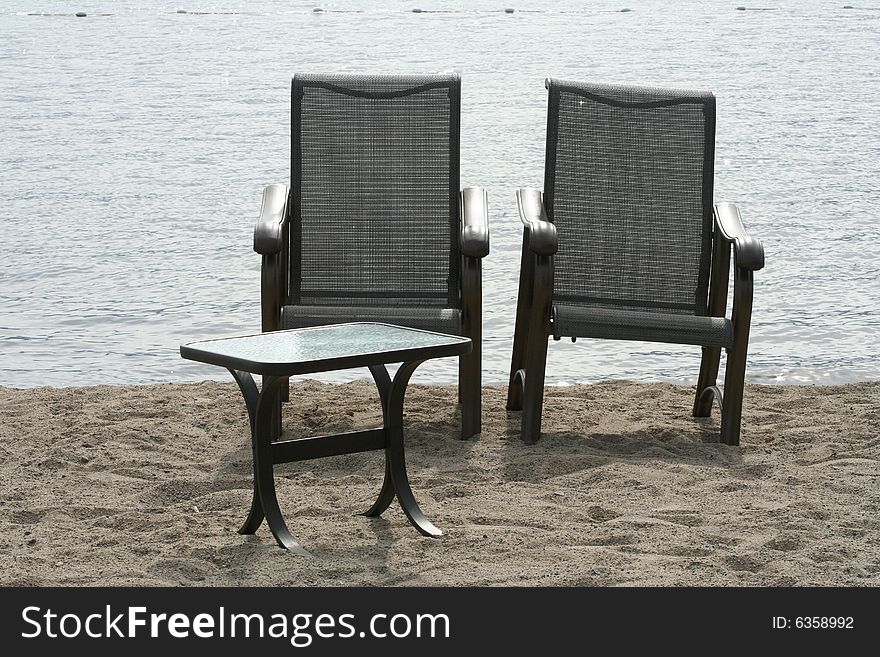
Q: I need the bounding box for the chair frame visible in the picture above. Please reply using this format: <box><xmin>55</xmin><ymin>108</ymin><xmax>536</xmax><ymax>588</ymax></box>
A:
<box><xmin>506</xmin><ymin>83</ymin><xmax>764</xmax><ymax>446</ymax></box>
<box><xmin>252</xmin><ymin>76</ymin><xmax>488</xmax><ymax>439</ymax></box>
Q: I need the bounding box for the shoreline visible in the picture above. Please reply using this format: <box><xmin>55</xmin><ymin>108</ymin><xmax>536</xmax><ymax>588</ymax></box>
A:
<box><xmin>2</xmin><ymin>380</ymin><xmax>878</xmax><ymax>586</ymax></box>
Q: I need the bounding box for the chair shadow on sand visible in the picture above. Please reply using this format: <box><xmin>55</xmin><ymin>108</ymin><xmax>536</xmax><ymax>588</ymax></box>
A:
<box><xmin>499</xmin><ymin>407</ymin><xmax>748</xmax><ymax>485</ymax></box>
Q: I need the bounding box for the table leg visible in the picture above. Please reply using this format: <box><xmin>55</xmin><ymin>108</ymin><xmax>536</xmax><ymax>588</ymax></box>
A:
<box><xmin>379</xmin><ymin>360</ymin><xmax>443</xmax><ymax>537</ymax></box>
<box><xmin>229</xmin><ymin>364</ymin><xmax>438</xmax><ymax>551</ymax></box>
<box><xmin>252</xmin><ymin>376</ymin><xmax>310</xmax><ymax>555</ymax></box>
<box><xmin>362</xmin><ymin>365</ymin><xmax>395</xmax><ymax>517</ymax></box>
<box><xmin>227</xmin><ymin>369</ymin><xmax>264</xmax><ymax>534</ymax></box>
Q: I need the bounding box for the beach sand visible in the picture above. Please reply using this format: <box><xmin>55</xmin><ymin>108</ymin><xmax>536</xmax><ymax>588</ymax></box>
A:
<box><xmin>1</xmin><ymin>380</ymin><xmax>878</xmax><ymax>586</ymax></box>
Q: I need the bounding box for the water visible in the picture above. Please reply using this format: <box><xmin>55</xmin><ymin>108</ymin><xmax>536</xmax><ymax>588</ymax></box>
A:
<box><xmin>1</xmin><ymin>1</ymin><xmax>878</xmax><ymax>388</ymax></box>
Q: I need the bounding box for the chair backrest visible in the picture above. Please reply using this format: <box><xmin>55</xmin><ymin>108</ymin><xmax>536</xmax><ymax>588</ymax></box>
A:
<box><xmin>290</xmin><ymin>73</ymin><xmax>461</xmax><ymax>309</ymax></box>
<box><xmin>544</xmin><ymin>80</ymin><xmax>715</xmax><ymax>316</ymax></box>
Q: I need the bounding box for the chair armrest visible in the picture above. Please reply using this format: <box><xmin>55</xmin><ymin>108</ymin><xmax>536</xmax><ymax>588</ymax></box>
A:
<box><xmin>714</xmin><ymin>202</ymin><xmax>764</xmax><ymax>271</ymax></box>
<box><xmin>517</xmin><ymin>188</ymin><xmax>557</xmax><ymax>256</ymax></box>
<box><xmin>253</xmin><ymin>183</ymin><xmax>289</xmax><ymax>255</ymax></box>
<box><xmin>460</xmin><ymin>187</ymin><xmax>489</xmax><ymax>258</ymax></box>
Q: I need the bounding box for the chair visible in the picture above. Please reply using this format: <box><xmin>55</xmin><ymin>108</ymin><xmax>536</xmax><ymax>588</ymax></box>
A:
<box><xmin>253</xmin><ymin>73</ymin><xmax>488</xmax><ymax>439</ymax></box>
<box><xmin>507</xmin><ymin>80</ymin><xmax>764</xmax><ymax>445</ymax></box>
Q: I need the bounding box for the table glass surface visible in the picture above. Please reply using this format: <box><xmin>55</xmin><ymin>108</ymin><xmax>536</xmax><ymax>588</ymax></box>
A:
<box><xmin>183</xmin><ymin>323</ymin><xmax>469</xmax><ymax>366</ymax></box>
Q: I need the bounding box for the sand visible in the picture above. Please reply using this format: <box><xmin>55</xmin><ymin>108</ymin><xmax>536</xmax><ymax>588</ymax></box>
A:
<box><xmin>1</xmin><ymin>380</ymin><xmax>878</xmax><ymax>586</ymax></box>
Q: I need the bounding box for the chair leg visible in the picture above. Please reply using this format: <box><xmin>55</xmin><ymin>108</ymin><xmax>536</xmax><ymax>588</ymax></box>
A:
<box><xmin>507</xmin><ymin>235</ymin><xmax>534</xmax><ymax>411</ymax></box>
<box><xmin>507</xmin><ymin>355</ymin><xmax>525</xmax><ymax>410</ymax></box>
<box><xmin>521</xmin><ymin>329</ymin><xmax>549</xmax><ymax>444</ymax></box>
<box><xmin>460</xmin><ymin>256</ymin><xmax>482</xmax><ymax>439</ymax></box>
<box><xmin>519</xmin><ymin>254</ymin><xmax>553</xmax><ymax>444</ymax></box>
<box><xmin>720</xmin><ymin>345</ymin><xmax>746</xmax><ymax>446</ymax></box>
<box><xmin>720</xmin><ymin>267</ymin><xmax>754</xmax><ymax>446</ymax></box>
<box><xmin>507</xmin><ymin>317</ymin><xmax>528</xmax><ymax>412</ymax></box>
<box><xmin>271</xmin><ymin>386</ymin><xmax>282</xmax><ymax>441</ymax></box>
<box><xmin>260</xmin><ymin>249</ymin><xmax>286</xmax><ymax>427</ymax></box>
<box><xmin>458</xmin><ymin>357</ymin><xmax>464</xmax><ymax>404</ymax></box>
<box><xmin>460</xmin><ymin>346</ymin><xmax>481</xmax><ymax>439</ymax></box>
<box><xmin>693</xmin><ymin>346</ymin><xmax>721</xmax><ymax>417</ymax></box>
<box><xmin>459</xmin><ymin>350</ymin><xmax>480</xmax><ymax>439</ymax></box>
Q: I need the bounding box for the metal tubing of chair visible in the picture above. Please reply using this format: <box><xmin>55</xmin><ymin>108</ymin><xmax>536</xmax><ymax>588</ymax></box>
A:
<box><xmin>362</xmin><ymin>365</ymin><xmax>395</xmax><ymax>517</ymax></box>
<box><xmin>720</xmin><ymin>267</ymin><xmax>754</xmax><ymax>446</ymax></box>
<box><xmin>694</xmin><ymin>346</ymin><xmax>722</xmax><ymax>418</ymax></box>
<box><xmin>253</xmin><ymin>375</ymin><xmax>310</xmax><ymax>555</ymax></box>
<box><xmin>265</xmin><ymin>375</ymin><xmax>282</xmax><ymax>441</ymax></box>
<box><xmin>253</xmin><ymin>183</ymin><xmax>288</xmax><ymax>255</ymax></box>
<box><xmin>278</xmin><ymin>220</ymin><xmax>291</xmax><ymax>404</ymax></box>
<box><xmin>458</xmin><ymin>354</ymin><xmax>463</xmax><ymax>404</ymax></box>
<box><xmin>460</xmin><ymin>187</ymin><xmax>490</xmax><ymax>258</ymax></box>
<box><xmin>260</xmin><ymin>253</ymin><xmax>281</xmax><ymax>334</ymax></box>
<box><xmin>507</xmin><ymin>230</ymin><xmax>534</xmax><ymax>411</ymax></box>
<box><xmin>698</xmin><ymin>385</ymin><xmax>724</xmax><ymax>415</ymax></box>
<box><xmin>520</xmin><ymin>255</ymin><xmax>553</xmax><ymax>444</ymax></box>
<box><xmin>280</xmin><ymin>217</ymin><xmax>290</xmax><ymax>303</ymax></box>
<box><xmin>694</xmin><ymin>237</ymin><xmax>732</xmax><ymax>417</ymax></box>
<box><xmin>460</xmin><ymin>256</ymin><xmax>482</xmax><ymax>439</ymax></box>
<box><xmin>458</xmin><ymin>254</ymin><xmax>471</xmax><ymax>407</ymax></box>
<box><xmin>714</xmin><ymin>202</ymin><xmax>765</xmax><ymax>271</ymax></box>
<box><xmin>227</xmin><ymin>369</ymin><xmax>265</xmax><ymax>534</ymax></box>
<box><xmin>385</xmin><ymin>360</ymin><xmax>442</xmax><ymax>537</ymax></box>
<box><xmin>261</xmin><ymin>245</ymin><xmax>289</xmax><ymax>406</ymax></box>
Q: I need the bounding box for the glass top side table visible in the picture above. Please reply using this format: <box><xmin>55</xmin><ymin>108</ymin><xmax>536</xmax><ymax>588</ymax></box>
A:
<box><xmin>180</xmin><ymin>322</ymin><xmax>471</xmax><ymax>555</ymax></box>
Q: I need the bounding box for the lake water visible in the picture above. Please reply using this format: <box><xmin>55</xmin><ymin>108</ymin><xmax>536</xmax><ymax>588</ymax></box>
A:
<box><xmin>1</xmin><ymin>1</ymin><xmax>878</xmax><ymax>388</ymax></box>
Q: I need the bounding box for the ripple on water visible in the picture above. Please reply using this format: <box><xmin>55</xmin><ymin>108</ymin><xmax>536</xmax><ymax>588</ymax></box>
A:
<box><xmin>1</xmin><ymin>0</ymin><xmax>878</xmax><ymax>387</ymax></box>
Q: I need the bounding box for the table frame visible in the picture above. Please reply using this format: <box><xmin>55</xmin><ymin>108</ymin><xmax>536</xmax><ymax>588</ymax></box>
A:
<box><xmin>227</xmin><ymin>360</ymin><xmax>441</xmax><ymax>555</ymax></box>
<box><xmin>181</xmin><ymin>323</ymin><xmax>470</xmax><ymax>555</ymax></box>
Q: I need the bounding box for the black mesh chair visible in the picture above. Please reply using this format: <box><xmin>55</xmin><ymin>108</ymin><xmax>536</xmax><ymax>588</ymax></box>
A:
<box><xmin>507</xmin><ymin>80</ymin><xmax>764</xmax><ymax>445</ymax></box>
<box><xmin>254</xmin><ymin>73</ymin><xmax>488</xmax><ymax>439</ymax></box>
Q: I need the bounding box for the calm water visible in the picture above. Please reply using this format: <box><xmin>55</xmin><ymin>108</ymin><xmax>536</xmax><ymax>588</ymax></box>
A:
<box><xmin>1</xmin><ymin>1</ymin><xmax>878</xmax><ymax>388</ymax></box>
